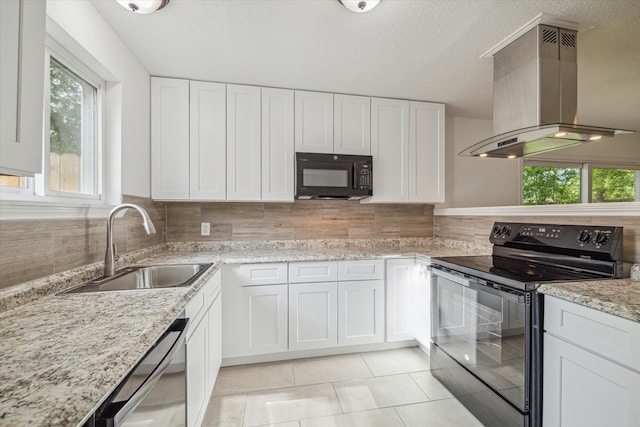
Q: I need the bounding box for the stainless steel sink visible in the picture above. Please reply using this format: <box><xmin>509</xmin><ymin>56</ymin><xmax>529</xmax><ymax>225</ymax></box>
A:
<box><xmin>65</xmin><ymin>263</ymin><xmax>212</xmax><ymax>293</ymax></box>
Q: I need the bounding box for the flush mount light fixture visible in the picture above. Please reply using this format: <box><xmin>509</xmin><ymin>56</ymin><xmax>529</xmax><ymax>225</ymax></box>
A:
<box><xmin>116</xmin><ymin>0</ymin><xmax>170</xmax><ymax>14</ymax></box>
<box><xmin>338</xmin><ymin>0</ymin><xmax>381</xmax><ymax>13</ymax></box>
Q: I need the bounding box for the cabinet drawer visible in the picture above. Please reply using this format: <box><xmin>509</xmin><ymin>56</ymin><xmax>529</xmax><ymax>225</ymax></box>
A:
<box><xmin>544</xmin><ymin>296</ymin><xmax>640</xmax><ymax>371</ymax></box>
<box><xmin>338</xmin><ymin>260</ymin><xmax>384</xmax><ymax>281</ymax></box>
<box><xmin>228</xmin><ymin>263</ymin><xmax>288</xmax><ymax>286</ymax></box>
<box><xmin>289</xmin><ymin>261</ymin><xmax>338</xmax><ymax>283</ymax></box>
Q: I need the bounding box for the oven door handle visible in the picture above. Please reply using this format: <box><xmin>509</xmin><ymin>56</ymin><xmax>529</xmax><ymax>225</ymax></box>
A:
<box><xmin>431</xmin><ymin>265</ymin><xmax>524</xmax><ymax>302</ymax></box>
<box><xmin>430</xmin><ymin>266</ymin><xmax>473</xmax><ymax>287</ymax></box>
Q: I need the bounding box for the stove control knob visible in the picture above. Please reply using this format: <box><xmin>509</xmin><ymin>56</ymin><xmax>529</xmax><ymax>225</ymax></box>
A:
<box><xmin>595</xmin><ymin>232</ymin><xmax>609</xmax><ymax>246</ymax></box>
<box><xmin>577</xmin><ymin>230</ymin><xmax>592</xmax><ymax>243</ymax></box>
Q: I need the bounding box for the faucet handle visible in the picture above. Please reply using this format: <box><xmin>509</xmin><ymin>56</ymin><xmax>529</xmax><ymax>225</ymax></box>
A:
<box><xmin>113</xmin><ymin>243</ymin><xmax>119</xmax><ymax>261</ymax></box>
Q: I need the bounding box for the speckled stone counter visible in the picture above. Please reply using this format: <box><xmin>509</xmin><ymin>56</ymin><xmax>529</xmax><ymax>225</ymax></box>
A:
<box><xmin>1</xmin><ymin>237</ymin><xmax>638</xmax><ymax>427</ymax></box>
<box><xmin>537</xmin><ymin>279</ymin><xmax>640</xmax><ymax>322</ymax></box>
<box><xmin>0</xmin><ymin>237</ymin><xmax>486</xmax><ymax>427</ymax></box>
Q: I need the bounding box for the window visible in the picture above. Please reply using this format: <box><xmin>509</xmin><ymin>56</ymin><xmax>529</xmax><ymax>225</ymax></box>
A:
<box><xmin>523</xmin><ymin>165</ymin><xmax>581</xmax><ymax>205</ymax></box>
<box><xmin>0</xmin><ymin>43</ymin><xmax>103</xmax><ymax>201</ymax></box>
<box><xmin>522</xmin><ymin>161</ymin><xmax>640</xmax><ymax>205</ymax></box>
<box><xmin>47</xmin><ymin>57</ymin><xmax>99</xmax><ymax>196</ymax></box>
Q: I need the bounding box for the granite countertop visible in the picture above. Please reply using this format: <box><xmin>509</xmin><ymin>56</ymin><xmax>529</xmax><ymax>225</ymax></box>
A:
<box><xmin>0</xmin><ymin>237</ymin><xmax>638</xmax><ymax>426</ymax></box>
<box><xmin>537</xmin><ymin>279</ymin><xmax>640</xmax><ymax>323</ymax></box>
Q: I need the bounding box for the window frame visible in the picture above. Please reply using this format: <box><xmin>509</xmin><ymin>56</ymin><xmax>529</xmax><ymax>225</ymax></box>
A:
<box><xmin>39</xmin><ymin>40</ymin><xmax>104</xmax><ymax>200</ymax></box>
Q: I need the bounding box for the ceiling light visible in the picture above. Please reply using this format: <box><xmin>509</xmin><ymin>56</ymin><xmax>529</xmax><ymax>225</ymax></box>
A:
<box><xmin>554</xmin><ymin>132</ymin><xmax>568</xmax><ymax>137</ymax></box>
<box><xmin>589</xmin><ymin>135</ymin><xmax>602</xmax><ymax>141</ymax></box>
<box><xmin>479</xmin><ymin>153</ymin><xmax>488</xmax><ymax>157</ymax></box>
<box><xmin>338</xmin><ymin>0</ymin><xmax>381</xmax><ymax>13</ymax></box>
<box><xmin>116</xmin><ymin>0</ymin><xmax>170</xmax><ymax>14</ymax></box>
<box><xmin>507</xmin><ymin>155</ymin><xmax>517</xmax><ymax>159</ymax></box>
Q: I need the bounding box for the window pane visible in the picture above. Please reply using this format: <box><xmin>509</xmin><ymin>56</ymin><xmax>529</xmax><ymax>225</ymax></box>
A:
<box><xmin>49</xmin><ymin>58</ymin><xmax>97</xmax><ymax>195</ymax></box>
<box><xmin>592</xmin><ymin>168</ymin><xmax>638</xmax><ymax>202</ymax></box>
<box><xmin>0</xmin><ymin>174</ymin><xmax>29</xmax><ymax>189</ymax></box>
<box><xmin>522</xmin><ymin>166</ymin><xmax>581</xmax><ymax>205</ymax></box>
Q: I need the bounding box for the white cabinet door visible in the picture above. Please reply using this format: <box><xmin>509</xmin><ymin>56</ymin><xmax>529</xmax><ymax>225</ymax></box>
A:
<box><xmin>289</xmin><ymin>282</ymin><xmax>338</xmax><ymax>351</ymax></box>
<box><xmin>338</xmin><ymin>280</ymin><xmax>384</xmax><ymax>346</ymax></box>
<box><xmin>369</xmin><ymin>98</ymin><xmax>410</xmax><ymax>203</ymax></box>
<box><xmin>0</xmin><ymin>0</ymin><xmax>45</xmax><ymax>176</ymax></box>
<box><xmin>386</xmin><ymin>258</ymin><xmax>416</xmax><ymax>341</ymax></box>
<box><xmin>409</xmin><ymin>101</ymin><xmax>445</xmax><ymax>203</ymax></box>
<box><xmin>543</xmin><ymin>333</ymin><xmax>640</xmax><ymax>427</ymax></box>
<box><xmin>295</xmin><ymin>91</ymin><xmax>333</xmax><ymax>153</ymax></box>
<box><xmin>413</xmin><ymin>259</ymin><xmax>431</xmax><ymax>348</ymax></box>
<box><xmin>208</xmin><ymin>293</ymin><xmax>222</xmax><ymax>391</ymax></box>
<box><xmin>227</xmin><ymin>84</ymin><xmax>261</xmax><ymax>201</ymax></box>
<box><xmin>186</xmin><ymin>314</ymin><xmax>208</xmax><ymax>427</ymax></box>
<box><xmin>151</xmin><ymin>77</ymin><xmax>190</xmax><ymax>199</ymax></box>
<box><xmin>334</xmin><ymin>94</ymin><xmax>371</xmax><ymax>155</ymax></box>
<box><xmin>262</xmin><ymin>88</ymin><xmax>294</xmax><ymax>201</ymax></box>
<box><xmin>190</xmin><ymin>81</ymin><xmax>226</xmax><ymax>200</ymax></box>
<box><xmin>241</xmin><ymin>284</ymin><xmax>288</xmax><ymax>356</ymax></box>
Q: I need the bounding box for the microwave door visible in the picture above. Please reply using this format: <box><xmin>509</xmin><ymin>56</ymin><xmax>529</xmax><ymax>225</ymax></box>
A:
<box><xmin>299</xmin><ymin>161</ymin><xmax>355</xmax><ymax>194</ymax></box>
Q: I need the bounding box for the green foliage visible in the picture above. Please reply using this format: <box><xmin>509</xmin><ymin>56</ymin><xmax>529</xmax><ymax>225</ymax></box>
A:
<box><xmin>49</xmin><ymin>59</ymin><xmax>82</xmax><ymax>155</ymax></box>
<box><xmin>592</xmin><ymin>169</ymin><xmax>635</xmax><ymax>202</ymax></box>
<box><xmin>522</xmin><ymin>166</ymin><xmax>580</xmax><ymax>205</ymax></box>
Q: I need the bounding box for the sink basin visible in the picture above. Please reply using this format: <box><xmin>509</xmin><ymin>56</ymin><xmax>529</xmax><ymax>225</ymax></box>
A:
<box><xmin>65</xmin><ymin>263</ymin><xmax>212</xmax><ymax>293</ymax></box>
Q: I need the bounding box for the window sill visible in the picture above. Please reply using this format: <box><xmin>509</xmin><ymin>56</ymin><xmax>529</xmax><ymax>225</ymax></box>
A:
<box><xmin>434</xmin><ymin>202</ymin><xmax>640</xmax><ymax>217</ymax></box>
<box><xmin>0</xmin><ymin>198</ymin><xmax>116</xmax><ymax>220</ymax></box>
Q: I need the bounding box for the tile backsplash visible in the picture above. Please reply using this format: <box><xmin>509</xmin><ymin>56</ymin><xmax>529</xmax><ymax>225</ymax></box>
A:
<box><xmin>166</xmin><ymin>200</ymin><xmax>434</xmax><ymax>241</ymax></box>
<box><xmin>0</xmin><ymin>196</ymin><xmax>165</xmax><ymax>289</ymax></box>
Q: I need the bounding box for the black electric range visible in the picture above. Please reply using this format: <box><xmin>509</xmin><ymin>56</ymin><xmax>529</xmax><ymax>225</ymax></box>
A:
<box><xmin>429</xmin><ymin>222</ymin><xmax>624</xmax><ymax>427</ymax></box>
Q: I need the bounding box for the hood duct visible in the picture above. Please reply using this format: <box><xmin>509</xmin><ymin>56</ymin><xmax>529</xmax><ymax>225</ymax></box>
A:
<box><xmin>460</xmin><ymin>24</ymin><xmax>634</xmax><ymax>159</ymax></box>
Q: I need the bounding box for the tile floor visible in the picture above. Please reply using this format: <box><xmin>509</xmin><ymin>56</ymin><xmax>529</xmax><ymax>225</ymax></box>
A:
<box><xmin>201</xmin><ymin>347</ymin><xmax>484</xmax><ymax>426</ymax></box>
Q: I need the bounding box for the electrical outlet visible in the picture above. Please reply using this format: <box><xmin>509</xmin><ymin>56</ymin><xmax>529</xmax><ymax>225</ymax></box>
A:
<box><xmin>200</xmin><ymin>222</ymin><xmax>210</xmax><ymax>236</ymax></box>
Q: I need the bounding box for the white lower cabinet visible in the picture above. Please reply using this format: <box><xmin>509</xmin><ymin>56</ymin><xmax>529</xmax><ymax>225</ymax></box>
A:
<box><xmin>386</xmin><ymin>259</ymin><xmax>417</xmax><ymax>342</ymax></box>
<box><xmin>543</xmin><ymin>296</ymin><xmax>640</xmax><ymax>427</ymax></box>
<box><xmin>241</xmin><ymin>284</ymin><xmax>289</xmax><ymax>356</ymax></box>
<box><xmin>222</xmin><ymin>259</ymin><xmax>431</xmax><ymax>363</ymax></box>
<box><xmin>289</xmin><ymin>282</ymin><xmax>338</xmax><ymax>351</ymax></box>
<box><xmin>186</xmin><ymin>313</ymin><xmax>208</xmax><ymax>427</ymax></box>
<box><xmin>338</xmin><ymin>280</ymin><xmax>384</xmax><ymax>346</ymax></box>
<box><xmin>185</xmin><ymin>271</ymin><xmax>222</xmax><ymax>427</ymax></box>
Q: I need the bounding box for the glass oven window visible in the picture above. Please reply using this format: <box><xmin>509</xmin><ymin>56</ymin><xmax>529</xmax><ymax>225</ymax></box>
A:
<box><xmin>302</xmin><ymin>169</ymin><xmax>349</xmax><ymax>187</ymax></box>
<box><xmin>432</xmin><ymin>274</ymin><xmax>526</xmax><ymax>411</ymax></box>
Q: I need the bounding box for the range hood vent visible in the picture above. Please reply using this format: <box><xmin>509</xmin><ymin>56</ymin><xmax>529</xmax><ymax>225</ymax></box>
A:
<box><xmin>461</xmin><ymin>22</ymin><xmax>634</xmax><ymax>159</ymax></box>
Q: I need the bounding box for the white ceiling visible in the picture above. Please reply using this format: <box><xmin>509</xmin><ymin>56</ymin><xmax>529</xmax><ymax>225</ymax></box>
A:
<box><xmin>90</xmin><ymin>0</ymin><xmax>640</xmax><ymax>131</ymax></box>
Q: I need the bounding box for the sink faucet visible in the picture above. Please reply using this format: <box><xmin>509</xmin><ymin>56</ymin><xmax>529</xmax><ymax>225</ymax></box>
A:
<box><xmin>104</xmin><ymin>203</ymin><xmax>157</xmax><ymax>277</ymax></box>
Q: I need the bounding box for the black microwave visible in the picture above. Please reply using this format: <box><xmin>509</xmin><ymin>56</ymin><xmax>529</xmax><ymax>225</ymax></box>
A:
<box><xmin>295</xmin><ymin>152</ymin><xmax>373</xmax><ymax>200</ymax></box>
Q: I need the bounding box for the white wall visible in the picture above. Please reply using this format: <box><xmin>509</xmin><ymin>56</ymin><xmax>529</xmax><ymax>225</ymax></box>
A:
<box><xmin>46</xmin><ymin>0</ymin><xmax>151</xmax><ymax>199</ymax></box>
<box><xmin>443</xmin><ymin>116</ymin><xmax>520</xmax><ymax>208</ymax></box>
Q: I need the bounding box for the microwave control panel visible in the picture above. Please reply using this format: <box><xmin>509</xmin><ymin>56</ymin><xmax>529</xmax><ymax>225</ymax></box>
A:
<box><xmin>356</xmin><ymin>163</ymin><xmax>371</xmax><ymax>190</ymax></box>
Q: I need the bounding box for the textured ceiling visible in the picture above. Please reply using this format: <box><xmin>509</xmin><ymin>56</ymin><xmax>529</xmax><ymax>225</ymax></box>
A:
<box><xmin>90</xmin><ymin>0</ymin><xmax>640</xmax><ymax>131</ymax></box>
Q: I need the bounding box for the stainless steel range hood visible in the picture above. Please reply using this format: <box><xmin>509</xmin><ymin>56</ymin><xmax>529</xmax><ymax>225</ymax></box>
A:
<box><xmin>460</xmin><ymin>24</ymin><xmax>634</xmax><ymax>159</ymax></box>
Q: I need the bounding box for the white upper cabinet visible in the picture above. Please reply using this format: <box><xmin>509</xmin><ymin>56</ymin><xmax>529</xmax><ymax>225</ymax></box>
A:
<box><xmin>295</xmin><ymin>91</ymin><xmax>334</xmax><ymax>153</ymax></box>
<box><xmin>368</xmin><ymin>98</ymin><xmax>445</xmax><ymax>203</ymax></box>
<box><xmin>409</xmin><ymin>101</ymin><xmax>445</xmax><ymax>203</ymax></box>
<box><xmin>227</xmin><ymin>84</ymin><xmax>262</xmax><ymax>201</ymax></box>
<box><xmin>262</xmin><ymin>88</ymin><xmax>294</xmax><ymax>202</ymax></box>
<box><xmin>369</xmin><ymin>98</ymin><xmax>410</xmax><ymax>203</ymax></box>
<box><xmin>334</xmin><ymin>94</ymin><xmax>371</xmax><ymax>155</ymax></box>
<box><xmin>190</xmin><ymin>81</ymin><xmax>226</xmax><ymax>200</ymax></box>
<box><xmin>0</xmin><ymin>0</ymin><xmax>46</xmax><ymax>175</ymax></box>
<box><xmin>151</xmin><ymin>78</ymin><xmax>190</xmax><ymax>199</ymax></box>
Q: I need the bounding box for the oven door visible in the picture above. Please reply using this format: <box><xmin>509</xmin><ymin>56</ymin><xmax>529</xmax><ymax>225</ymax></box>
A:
<box><xmin>430</xmin><ymin>265</ymin><xmax>539</xmax><ymax>426</ymax></box>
